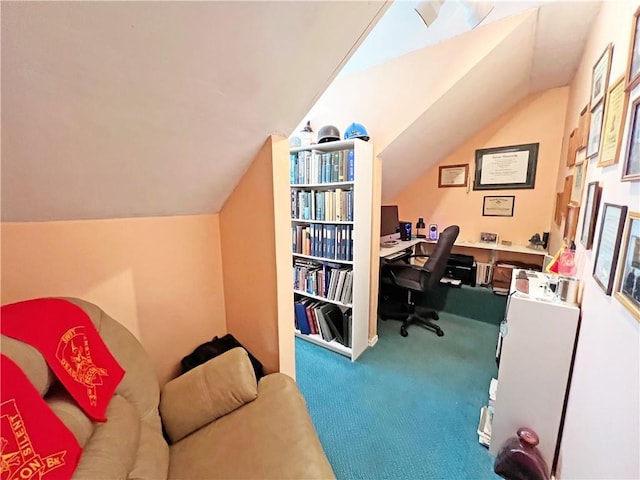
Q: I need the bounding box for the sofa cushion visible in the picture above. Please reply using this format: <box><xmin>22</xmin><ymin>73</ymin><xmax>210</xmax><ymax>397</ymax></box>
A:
<box><xmin>160</xmin><ymin>347</ymin><xmax>258</xmax><ymax>443</ymax></box>
<box><xmin>168</xmin><ymin>373</ymin><xmax>335</xmax><ymax>480</ymax></box>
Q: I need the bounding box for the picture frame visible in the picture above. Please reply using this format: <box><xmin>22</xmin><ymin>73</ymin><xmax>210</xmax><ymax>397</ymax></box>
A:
<box><xmin>480</xmin><ymin>232</ymin><xmax>498</xmax><ymax>244</ymax></box>
<box><xmin>575</xmin><ymin>146</ymin><xmax>587</xmax><ymax>166</ymax></box>
<box><xmin>578</xmin><ymin>104</ymin><xmax>591</xmax><ymax>149</ymax></box>
<box><xmin>614</xmin><ymin>211</ymin><xmax>640</xmax><ymax>321</ymax></box>
<box><xmin>438</xmin><ymin>164</ymin><xmax>469</xmax><ymax>188</ymax></box>
<box><xmin>590</xmin><ymin>43</ymin><xmax>613</xmax><ymax>110</ymax></box>
<box><xmin>598</xmin><ymin>75</ymin><xmax>629</xmax><ymax>167</ymax></box>
<box><xmin>473</xmin><ymin>143</ymin><xmax>539</xmax><ymax>190</ymax></box>
<box><xmin>564</xmin><ymin>204</ymin><xmax>581</xmax><ymax>244</ymax></box>
<box><xmin>586</xmin><ymin>101</ymin><xmax>604</xmax><ymax>159</ymax></box>
<box><xmin>622</xmin><ymin>96</ymin><xmax>640</xmax><ymax>181</ymax></box>
<box><xmin>566</xmin><ymin>128</ymin><xmax>578</xmax><ymax>167</ymax></box>
<box><xmin>570</xmin><ymin>159</ymin><xmax>587</xmax><ymax>205</ymax></box>
<box><xmin>580</xmin><ymin>181</ymin><xmax>602</xmax><ymax>250</ymax></box>
<box><xmin>555</xmin><ymin>192</ymin><xmax>563</xmax><ymax>226</ymax></box>
<box><xmin>593</xmin><ymin>203</ymin><xmax>628</xmax><ymax>295</ymax></box>
<box><xmin>625</xmin><ymin>6</ymin><xmax>640</xmax><ymax>91</ymax></box>
<box><xmin>482</xmin><ymin>196</ymin><xmax>515</xmax><ymax>217</ymax></box>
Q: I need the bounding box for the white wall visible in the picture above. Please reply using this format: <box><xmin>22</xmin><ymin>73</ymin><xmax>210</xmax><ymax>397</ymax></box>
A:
<box><xmin>557</xmin><ymin>2</ymin><xmax>640</xmax><ymax>478</ymax></box>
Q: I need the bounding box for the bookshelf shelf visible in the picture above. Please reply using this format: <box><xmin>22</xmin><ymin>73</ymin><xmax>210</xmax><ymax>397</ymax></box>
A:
<box><xmin>294</xmin><ymin>289</ymin><xmax>352</xmax><ymax>308</ymax></box>
<box><xmin>291</xmin><ymin>219</ymin><xmax>354</xmax><ymax>225</ymax></box>
<box><xmin>294</xmin><ymin>331</ymin><xmax>352</xmax><ymax>357</ymax></box>
<box><xmin>290</xmin><ymin>138</ymin><xmax>374</xmax><ymax>361</ymax></box>
<box><xmin>292</xmin><ymin>253</ymin><xmax>353</xmax><ymax>265</ymax></box>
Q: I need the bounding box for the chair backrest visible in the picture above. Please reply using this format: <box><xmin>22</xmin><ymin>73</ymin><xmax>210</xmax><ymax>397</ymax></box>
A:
<box><xmin>423</xmin><ymin>225</ymin><xmax>460</xmax><ymax>290</ymax></box>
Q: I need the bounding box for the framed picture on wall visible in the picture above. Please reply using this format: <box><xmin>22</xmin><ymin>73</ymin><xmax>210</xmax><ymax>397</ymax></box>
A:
<box><xmin>578</xmin><ymin>104</ymin><xmax>591</xmax><ymax>149</ymax></box>
<box><xmin>580</xmin><ymin>181</ymin><xmax>602</xmax><ymax>250</ymax></box>
<box><xmin>473</xmin><ymin>143</ymin><xmax>539</xmax><ymax>190</ymax></box>
<box><xmin>482</xmin><ymin>196</ymin><xmax>515</xmax><ymax>217</ymax></box>
<box><xmin>587</xmin><ymin>101</ymin><xmax>604</xmax><ymax>159</ymax></box>
<box><xmin>590</xmin><ymin>43</ymin><xmax>613</xmax><ymax>110</ymax></box>
<box><xmin>598</xmin><ymin>75</ymin><xmax>629</xmax><ymax>167</ymax></box>
<box><xmin>626</xmin><ymin>6</ymin><xmax>640</xmax><ymax>91</ymax></box>
<box><xmin>593</xmin><ymin>203</ymin><xmax>628</xmax><ymax>295</ymax></box>
<box><xmin>570</xmin><ymin>159</ymin><xmax>587</xmax><ymax>205</ymax></box>
<box><xmin>614</xmin><ymin>211</ymin><xmax>640</xmax><ymax>321</ymax></box>
<box><xmin>622</xmin><ymin>95</ymin><xmax>640</xmax><ymax>181</ymax></box>
<box><xmin>438</xmin><ymin>164</ymin><xmax>469</xmax><ymax>187</ymax></box>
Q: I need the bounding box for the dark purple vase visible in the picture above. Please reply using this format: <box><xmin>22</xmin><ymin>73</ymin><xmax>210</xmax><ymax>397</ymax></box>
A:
<box><xmin>494</xmin><ymin>428</ymin><xmax>550</xmax><ymax>480</ymax></box>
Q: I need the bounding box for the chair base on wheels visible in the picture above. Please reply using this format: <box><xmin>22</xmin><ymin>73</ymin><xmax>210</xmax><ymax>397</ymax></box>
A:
<box><xmin>378</xmin><ymin>300</ymin><xmax>445</xmax><ymax>338</ymax></box>
<box><xmin>399</xmin><ymin>311</ymin><xmax>444</xmax><ymax>337</ymax></box>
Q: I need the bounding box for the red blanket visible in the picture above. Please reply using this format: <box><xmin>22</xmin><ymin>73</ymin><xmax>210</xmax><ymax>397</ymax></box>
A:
<box><xmin>1</xmin><ymin>354</ymin><xmax>82</xmax><ymax>480</ymax></box>
<box><xmin>1</xmin><ymin>298</ymin><xmax>125</xmax><ymax>422</ymax></box>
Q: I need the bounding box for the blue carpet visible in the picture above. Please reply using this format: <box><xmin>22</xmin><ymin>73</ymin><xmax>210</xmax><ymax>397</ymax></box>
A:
<box><xmin>295</xmin><ymin>313</ymin><xmax>502</xmax><ymax>480</ymax></box>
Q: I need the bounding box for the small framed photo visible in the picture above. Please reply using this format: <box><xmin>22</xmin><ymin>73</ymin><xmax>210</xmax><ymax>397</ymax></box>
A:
<box><xmin>622</xmin><ymin>96</ymin><xmax>640</xmax><ymax>181</ymax></box>
<box><xmin>587</xmin><ymin>101</ymin><xmax>604</xmax><ymax>159</ymax></box>
<box><xmin>625</xmin><ymin>6</ymin><xmax>640</xmax><ymax>91</ymax></box>
<box><xmin>615</xmin><ymin>211</ymin><xmax>640</xmax><ymax>321</ymax></box>
<box><xmin>598</xmin><ymin>75</ymin><xmax>629</xmax><ymax>167</ymax></box>
<box><xmin>480</xmin><ymin>232</ymin><xmax>498</xmax><ymax>244</ymax></box>
<box><xmin>590</xmin><ymin>43</ymin><xmax>613</xmax><ymax>110</ymax></box>
<box><xmin>473</xmin><ymin>143</ymin><xmax>539</xmax><ymax>190</ymax></box>
<box><xmin>482</xmin><ymin>196</ymin><xmax>515</xmax><ymax>217</ymax></box>
<box><xmin>570</xmin><ymin>160</ymin><xmax>587</xmax><ymax>205</ymax></box>
<box><xmin>593</xmin><ymin>203</ymin><xmax>628</xmax><ymax>295</ymax></box>
<box><xmin>438</xmin><ymin>164</ymin><xmax>469</xmax><ymax>188</ymax></box>
<box><xmin>566</xmin><ymin>128</ymin><xmax>578</xmax><ymax>167</ymax></box>
<box><xmin>580</xmin><ymin>181</ymin><xmax>602</xmax><ymax>250</ymax></box>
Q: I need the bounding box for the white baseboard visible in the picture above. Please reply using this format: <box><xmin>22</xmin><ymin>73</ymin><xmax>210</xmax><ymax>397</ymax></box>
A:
<box><xmin>368</xmin><ymin>335</ymin><xmax>379</xmax><ymax>347</ymax></box>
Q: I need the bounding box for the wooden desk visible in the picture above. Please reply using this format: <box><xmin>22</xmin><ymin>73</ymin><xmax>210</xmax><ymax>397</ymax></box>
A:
<box><xmin>422</xmin><ymin>239</ymin><xmax>547</xmax><ymax>266</ymax></box>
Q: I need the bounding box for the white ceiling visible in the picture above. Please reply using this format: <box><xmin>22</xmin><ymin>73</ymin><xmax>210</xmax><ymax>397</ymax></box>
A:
<box><xmin>1</xmin><ymin>1</ymin><xmax>389</xmax><ymax>221</ymax></box>
<box><xmin>1</xmin><ymin>1</ymin><xmax>601</xmax><ymax>222</ymax></box>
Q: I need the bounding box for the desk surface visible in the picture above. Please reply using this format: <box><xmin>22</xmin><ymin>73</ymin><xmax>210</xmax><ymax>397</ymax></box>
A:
<box><xmin>379</xmin><ymin>238</ymin><xmax>424</xmax><ymax>258</ymax></box>
<box><xmin>380</xmin><ymin>238</ymin><xmax>548</xmax><ymax>259</ymax></box>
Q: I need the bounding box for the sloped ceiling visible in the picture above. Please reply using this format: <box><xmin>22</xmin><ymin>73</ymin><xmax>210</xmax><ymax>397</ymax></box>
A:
<box><xmin>380</xmin><ymin>2</ymin><xmax>601</xmax><ymax>200</ymax></box>
<box><xmin>1</xmin><ymin>1</ymin><xmax>389</xmax><ymax>222</ymax></box>
<box><xmin>295</xmin><ymin>2</ymin><xmax>600</xmax><ymax>202</ymax></box>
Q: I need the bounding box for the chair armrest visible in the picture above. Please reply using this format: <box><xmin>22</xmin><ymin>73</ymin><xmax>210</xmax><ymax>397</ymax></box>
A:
<box><xmin>159</xmin><ymin>347</ymin><xmax>258</xmax><ymax>443</ymax></box>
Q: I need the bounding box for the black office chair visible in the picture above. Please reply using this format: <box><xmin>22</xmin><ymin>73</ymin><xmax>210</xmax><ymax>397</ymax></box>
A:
<box><xmin>379</xmin><ymin>225</ymin><xmax>460</xmax><ymax>337</ymax></box>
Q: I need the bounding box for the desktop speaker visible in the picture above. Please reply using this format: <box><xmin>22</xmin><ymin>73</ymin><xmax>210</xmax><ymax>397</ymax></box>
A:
<box><xmin>429</xmin><ymin>224</ymin><xmax>439</xmax><ymax>241</ymax></box>
<box><xmin>399</xmin><ymin>221</ymin><xmax>412</xmax><ymax>241</ymax></box>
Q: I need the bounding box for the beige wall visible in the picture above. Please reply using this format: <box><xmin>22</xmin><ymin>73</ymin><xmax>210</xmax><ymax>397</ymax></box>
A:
<box><xmin>1</xmin><ymin>214</ymin><xmax>226</xmax><ymax>385</ymax></box>
<box><xmin>552</xmin><ymin>2</ymin><xmax>640</xmax><ymax>478</ymax></box>
<box><xmin>219</xmin><ymin>135</ymin><xmax>295</xmax><ymax>377</ymax></box>
<box><xmin>391</xmin><ymin>87</ymin><xmax>569</xmax><ymax>250</ymax></box>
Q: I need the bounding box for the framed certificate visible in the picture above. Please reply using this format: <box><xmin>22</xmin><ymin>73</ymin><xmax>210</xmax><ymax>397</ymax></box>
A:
<box><xmin>615</xmin><ymin>211</ymin><xmax>640</xmax><ymax>321</ymax></box>
<box><xmin>438</xmin><ymin>164</ymin><xmax>468</xmax><ymax>188</ymax></box>
<box><xmin>482</xmin><ymin>196</ymin><xmax>515</xmax><ymax>217</ymax></box>
<box><xmin>593</xmin><ymin>203</ymin><xmax>628</xmax><ymax>295</ymax></box>
<box><xmin>473</xmin><ymin>143</ymin><xmax>539</xmax><ymax>190</ymax></box>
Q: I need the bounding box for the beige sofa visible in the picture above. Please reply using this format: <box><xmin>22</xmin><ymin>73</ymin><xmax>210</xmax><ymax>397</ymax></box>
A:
<box><xmin>2</xmin><ymin>298</ymin><xmax>335</xmax><ymax>479</ymax></box>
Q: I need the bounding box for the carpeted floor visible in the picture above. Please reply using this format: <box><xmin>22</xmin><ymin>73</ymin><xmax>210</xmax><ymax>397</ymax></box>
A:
<box><xmin>295</xmin><ymin>312</ymin><xmax>503</xmax><ymax>480</ymax></box>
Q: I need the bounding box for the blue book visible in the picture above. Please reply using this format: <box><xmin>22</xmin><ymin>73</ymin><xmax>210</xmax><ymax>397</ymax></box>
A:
<box><xmin>294</xmin><ymin>301</ymin><xmax>311</xmax><ymax>334</ymax></box>
<box><xmin>347</xmin><ymin>149</ymin><xmax>355</xmax><ymax>181</ymax></box>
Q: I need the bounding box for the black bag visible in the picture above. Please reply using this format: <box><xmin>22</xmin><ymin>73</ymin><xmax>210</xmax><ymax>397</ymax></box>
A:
<box><xmin>181</xmin><ymin>334</ymin><xmax>265</xmax><ymax>380</ymax></box>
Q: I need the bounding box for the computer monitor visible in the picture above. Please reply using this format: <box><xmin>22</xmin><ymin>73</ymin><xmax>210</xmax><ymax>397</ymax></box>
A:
<box><xmin>380</xmin><ymin>205</ymin><xmax>400</xmax><ymax>246</ymax></box>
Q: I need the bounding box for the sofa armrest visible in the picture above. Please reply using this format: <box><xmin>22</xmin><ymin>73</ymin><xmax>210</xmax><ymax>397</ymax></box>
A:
<box><xmin>159</xmin><ymin>347</ymin><xmax>258</xmax><ymax>443</ymax></box>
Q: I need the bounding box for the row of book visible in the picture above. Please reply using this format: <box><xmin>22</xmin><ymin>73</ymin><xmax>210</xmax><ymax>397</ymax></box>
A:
<box><xmin>292</xmin><ymin>224</ymin><xmax>353</xmax><ymax>261</ymax></box>
<box><xmin>294</xmin><ymin>297</ymin><xmax>352</xmax><ymax>347</ymax></box>
<box><xmin>291</xmin><ymin>188</ymin><xmax>354</xmax><ymax>222</ymax></box>
<box><xmin>293</xmin><ymin>260</ymin><xmax>354</xmax><ymax>305</ymax></box>
<box><xmin>290</xmin><ymin>149</ymin><xmax>354</xmax><ymax>185</ymax></box>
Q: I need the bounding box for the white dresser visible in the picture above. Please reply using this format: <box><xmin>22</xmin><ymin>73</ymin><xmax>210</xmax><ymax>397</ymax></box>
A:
<box><xmin>488</xmin><ymin>270</ymin><xmax>580</xmax><ymax>474</ymax></box>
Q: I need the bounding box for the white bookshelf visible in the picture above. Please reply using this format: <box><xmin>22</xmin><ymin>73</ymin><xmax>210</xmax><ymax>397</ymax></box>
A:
<box><xmin>290</xmin><ymin>138</ymin><xmax>374</xmax><ymax>360</ymax></box>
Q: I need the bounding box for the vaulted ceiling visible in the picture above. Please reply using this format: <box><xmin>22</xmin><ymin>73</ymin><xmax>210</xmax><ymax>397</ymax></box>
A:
<box><xmin>1</xmin><ymin>1</ymin><xmax>389</xmax><ymax>221</ymax></box>
<box><xmin>1</xmin><ymin>1</ymin><xmax>601</xmax><ymax>222</ymax></box>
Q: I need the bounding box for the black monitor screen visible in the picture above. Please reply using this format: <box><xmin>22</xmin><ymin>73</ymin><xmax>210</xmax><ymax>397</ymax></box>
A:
<box><xmin>380</xmin><ymin>205</ymin><xmax>400</xmax><ymax>237</ymax></box>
